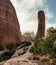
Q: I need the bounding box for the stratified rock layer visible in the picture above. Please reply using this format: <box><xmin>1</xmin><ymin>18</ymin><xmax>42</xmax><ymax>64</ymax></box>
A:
<box><xmin>0</xmin><ymin>0</ymin><xmax>21</xmax><ymax>45</ymax></box>
<box><xmin>36</xmin><ymin>10</ymin><xmax>45</xmax><ymax>38</ymax></box>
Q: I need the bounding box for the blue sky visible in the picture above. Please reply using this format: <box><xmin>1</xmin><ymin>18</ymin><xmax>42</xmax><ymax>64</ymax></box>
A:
<box><xmin>11</xmin><ymin>0</ymin><xmax>56</xmax><ymax>34</ymax></box>
<box><xmin>46</xmin><ymin>0</ymin><xmax>56</xmax><ymax>24</ymax></box>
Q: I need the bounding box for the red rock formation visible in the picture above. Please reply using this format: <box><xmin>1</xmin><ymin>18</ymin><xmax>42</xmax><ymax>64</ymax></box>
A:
<box><xmin>36</xmin><ymin>10</ymin><xmax>45</xmax><ymax>38</ymax></box>
<box><xmin>0</xmin><ymin>0</ymin><xmax>21</xmax><ymax>45</ymax></box>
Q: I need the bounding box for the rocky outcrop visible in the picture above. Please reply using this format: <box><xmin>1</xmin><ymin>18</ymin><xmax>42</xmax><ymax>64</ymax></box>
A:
<box><xmin>36</xmin><ymin>11</ymin><xmax>45</xmax><ymax>38</ymax></box>
<box><xmin>0</xmin><ymin>0</ymin><xmax>21</xmax><ymax>46</ymax></box>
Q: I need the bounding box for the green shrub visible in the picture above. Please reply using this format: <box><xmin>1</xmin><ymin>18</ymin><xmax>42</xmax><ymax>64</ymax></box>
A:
<box><xmin>29</xmin><ymin>34</ymin><xmax>56</xmax><ymax>59</ymax></box>
<box><xmin>0</xmin><ymin>51</ymin><xmax>11</xmax><ymax>61</ymax></box>
<box><xmin>9</xmin><ymin>49</ymin><xmax>15</xmax><ymax>56</ymax></box>
<box><xmin>19</xmin><ymin>41</ymin><xmax>31</xmax><ymax>49</ymax></box>
<box><xmin>0</xmin><ymin>46</ymin><xmax>3</xmax><ymax>51</ymax></box>
<box><xmin>30</xmin><ymin>38</ymin><xmax>47</xmax><ymax>55</ymax></box>
<box><xmin>15</xmin><ymin>42</ymin><xmax>20</xmax><ymax>49</ymax></box>
<box><xmin>50</xmin><ymin>53</ymin><xmax>56</xmax><ymax>59</ymax></box>
<box><xmin>5</xmin><ymin>43</ymin><xmax>14</xmax><ymax>50</ymax></box>
<box><xmin>49</xmin><ymin>47</ymin><xmax>56</xmax><ymax>59</ymax></box>
<box><xmin>23</xmin><ymin>47</ymin><xmax>28</xmax><ymax>52</ymax></box>
<box><xmin>21</xmin><ymin>41</ymin><xmax>31</xmax><ymax>47</ymax></box>
<box><xmin>0</xmin><ymin>49</ymin><xmax>15</xmax><ymax>62</ymax></box>
<box><xmin>29</xmin><ymin>46</ymin><xmax>34</xmax><ymax>53</ymax></box>
<box><xmin>25</xmin><ymin>41</ymin><xmax>31</xmax><ymax>46</ymax></box>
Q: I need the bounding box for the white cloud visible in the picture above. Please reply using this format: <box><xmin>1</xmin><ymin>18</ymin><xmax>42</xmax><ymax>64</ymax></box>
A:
<box><xmin>47</xmin><ymin>23</ymin><xmax>56</xmax><ymax>29</ymax></box>
<box><xmin>45</xmin><ymin>8</ymin><xmax>54</xmax><ymax>19</ymax></box>
<box><xmin>20</xmin><ymin>21</ymin><xmax>38</xmax><ymax>34</ymax></box>
<box><xmin>10</xmin><ymin>0</ymin><xmax>55</xmax><ymax>35</ymax></box>
<box><xmin>10</xmin><ymin>0</ymin><xmax>46</xmax><ymax>21</ymax></box>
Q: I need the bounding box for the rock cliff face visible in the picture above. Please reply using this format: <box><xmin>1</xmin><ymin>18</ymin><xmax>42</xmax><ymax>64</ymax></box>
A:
<box><xmin>0</xmin><ymin>0</ymin><xmax>21</xmax><ymax>45</ymax></box>
<box><xmin>36</xmin><ymin>11</ymin><xmax>45</xmax><ymax>38</ymax></box>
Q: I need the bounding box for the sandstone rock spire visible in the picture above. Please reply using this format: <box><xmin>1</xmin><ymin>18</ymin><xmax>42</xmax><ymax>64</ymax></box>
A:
<box><xmin>36</xmin><ymin>10</ymin><xmax>45</xmax><ymax>38</ymax></box>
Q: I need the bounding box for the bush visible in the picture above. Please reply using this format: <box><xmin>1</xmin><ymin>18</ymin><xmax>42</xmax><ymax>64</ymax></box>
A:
<box><xmin>29</xmin><ymin>46</ymin><xmax>34</xmax><ymax>53</ymax></box>
<box><xmin>23</xmin><ymin>47</ymin><xmax>28</xmax><ymax>52</ymax></box>
<box><xmin>5</xmin><ymin>43</ymin><xmax>15</xmax><ymax>50</ymax></box>
<box><xmin>50</xmin><ymin>53</ymin><xmax>56</xmax><ymax>59</ymax></box>
<box><xmin>49</xmin><ymin>47</ymin><xmax>56</xmax><ymax>59</ymax></box>
<box><xmin>21</xmin><ymin>41</ymin><xmax>31</xmax><ymax>47</ymax></box>
<box><xmin>15</xmin><ymin>42</ymin><xmax>20</xmax><ymax>49</ymax></box>
<box><xmin>0</xmin><ymin>46</ymin><xmax>3</xmax><ymax>51</ymax></box>
<box><xmin>9</xmin><ymin>49</ymin><xmax>15</xmax><ymax>56</ymax></box>
<box><xmin>19</xmin><ymin>41</ymin><xmax>31</xmax><ymax>49</ymax></box>
<box><xmin>0</xmin><ymin>49</ymin><xmax>15</xmax><ymax>62</ymax></box>
<box><xmin>0</xmin><ymin>51</ymin><xmax>11</xmax><ymax>61</ymax></box>
<box><xmin>30</xmin><ymin>38</ymin><xmax>47</xmax><ymax>55</ymax></box>
<box><xmin>29</xmin><ymin>34</ymin><xmax>56</xmax><ymax>59</ymax></box>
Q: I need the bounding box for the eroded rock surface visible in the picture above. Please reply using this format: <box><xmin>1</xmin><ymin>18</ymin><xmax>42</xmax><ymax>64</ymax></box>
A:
<box><xmin>0</xmin><ymin>0</ymin><xmax>21</xmax><ymax>46</ymax></box>
<box><xmin>36</xmin><ymin>11</ymin><xmax>45</xmax><ymax>38</ymax></box>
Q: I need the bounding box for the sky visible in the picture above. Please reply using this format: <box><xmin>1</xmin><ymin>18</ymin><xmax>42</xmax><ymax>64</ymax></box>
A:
<box><xmin>10</xmin><ymin>0</ymin><xmax>56</xmax><ymax>34</ymax></box>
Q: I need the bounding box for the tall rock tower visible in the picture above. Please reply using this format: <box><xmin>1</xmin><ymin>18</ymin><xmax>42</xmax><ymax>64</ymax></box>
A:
<box><xmin>36</xmin><ymin>10</ymin><xmax>45</xmax><ymax>38</ymax></box>
<box><xmin>0</xmin><ymin>0</ymin><xmax>21</xmax><ymax>46</ymax></box>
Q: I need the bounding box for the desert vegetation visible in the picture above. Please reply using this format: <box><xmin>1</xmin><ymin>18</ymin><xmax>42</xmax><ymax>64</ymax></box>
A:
<box><xmin>0</xmin><ymin>41</ymin><xmax>32</xmax><ymax>62</ymax></box>
<box><xmin>29</xmin><ymin>33</ymin><xmax>56</xmax><ymax>63</ymax></box>
<box><xmin>0</xmin><ymin>42</ymin><xmax>20</xmax><ymax>62</ymax></box>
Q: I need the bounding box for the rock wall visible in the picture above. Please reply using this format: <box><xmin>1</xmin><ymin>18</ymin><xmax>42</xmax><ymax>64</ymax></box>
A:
<box><xmin>0</xmin><ymin>0</ymin><xmax>21</xmax><ymax>45</ymax></box>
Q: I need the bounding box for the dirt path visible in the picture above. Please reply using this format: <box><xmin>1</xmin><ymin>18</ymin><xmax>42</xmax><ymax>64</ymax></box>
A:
<box><xmin>11</xmin><ymin>42</ymin><xmax>34</xmax><ymax>58</ymax></box>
